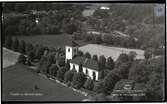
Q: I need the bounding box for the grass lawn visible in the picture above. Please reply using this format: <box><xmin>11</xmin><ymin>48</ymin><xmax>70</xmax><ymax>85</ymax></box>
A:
<box><xmin>2</xmin><ymin>64</ymin><xmax>86</xmax><ymax>101</ymax></box>
<box><xmin>79</xmin><ymin>44</ymin><xmax>144</xmax><ymax>61</ymax></box>
<box><xmin>14</xmin><ymin>34</ymin><xmax>73</xmax><ymax>50</ymax></box>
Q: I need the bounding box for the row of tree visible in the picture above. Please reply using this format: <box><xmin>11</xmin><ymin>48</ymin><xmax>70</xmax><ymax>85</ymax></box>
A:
<box><xmin>3</xmin><ymin>3</ymin><xmax>86</xmax><ymax>13</ymax></box>
<box><xmin>3</xmin><ymin>36</ymin><xmax>50</xmax><ymax>64</ymax></box>
<box><xmin>35</xmin><ymin>49</ymin><xmax>95</xmax><ymax>90</ymax></box>
<box><xmin>80</xmin><ymin>33</ymin><xmax>137</xmax><ymax>48</ymax></box>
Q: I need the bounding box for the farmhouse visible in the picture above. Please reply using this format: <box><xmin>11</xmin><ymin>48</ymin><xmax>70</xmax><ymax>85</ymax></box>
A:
<box><xmin>65</xmin><ymin>41</ymin><xmax>144</xmax><ymax>81</ymax></box>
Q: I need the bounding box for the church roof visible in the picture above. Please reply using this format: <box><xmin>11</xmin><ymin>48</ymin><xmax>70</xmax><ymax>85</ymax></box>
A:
<box><xmin>70</xmin><ymin>56</ymin><xmax>99</xmax><ymax>71</ymax></box>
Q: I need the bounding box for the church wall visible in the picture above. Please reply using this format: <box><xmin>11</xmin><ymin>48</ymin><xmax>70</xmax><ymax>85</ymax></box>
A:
<box><xmin>86</xmin><ymin>68</ymin><xmax>99</xmax><ymax>80</ymax></box>
<box><xmin>69</xmin><ymin>63</ymin><xmax>99</xmax><ymax>80</ymax></box>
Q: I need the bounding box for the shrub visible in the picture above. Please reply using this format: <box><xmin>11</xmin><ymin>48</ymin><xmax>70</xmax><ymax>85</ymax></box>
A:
<box><xmin>144</xmin><ymin>48</ymin><xmax>153</xmax><ymax>59</ymax></box>
<box><xmin>85</xmin><ymin>52</ymin><xmax>91</xmax><ymax>59</ymax></box>
<box><xmin>92</xmin><ymin>55</ymin><xmax>98</xmax><ymax>61</ymax></box>
<box><xmin>17</xmin><ymin>54</ymin><xmax>26</xmax><ymax>64</ymax></box>
<box><xmin>115</xmin><ymin>53</ymin><xmax>129</xmax><ymax>68</ymax></box>
<box><xmin>72</xmin><ymin>72</ymin><xmax>86</xmax><ymax>89</ymax></box>
<box><xmin>77</xmin><ymin>50</ymin><xmax>84</xmax><ymax>56</ymax></box>
<box><xmin>64</xmin><ymin>70</ymin><xmax>75</xmax><ymax>83</ymax></box>
<box><xmin>5</xmin><ymin>36</ymin><xmax>13</xmax><ymax>49</ymax></box>
<box><xmin>106</xmin><ymin>57</ymin><xmax>115</xmax><ymax>70</ymax></box>
<box><xmin>12</xmin><ymin>38</ymin><xmax>19</xmax><ymax>51</ymax></box>
<box><xmin>65</xmin><ymin>60</ymin><xmax>70</xmax><ymax>70</ymax></box>
<box><xmin>27</xmin><ymin>50</ymin><xmax>35</xmax><ymax>62</ymax></box>
<box><xmin>18</xmin><ymin>40</ymin><xmax>26</xmax><ymax>54</ymax></box>
<box><xmin>58</xmin><ymin>58</ymin><xmax>65</xmax><ymax>67</ymax></box>
<box><xmin>56</xmin><ymin>67</ymin><xmax>68</xmax><ymax>81</ymax></box>
<box><xmin>39</xmin><ymin>56</ymin><xmax>49</xmax><ymax>73</ymax></box>
<box><xmin>84</xmin><ymin>78</ymin><xmax>94</xmax><ymax>90</ymax></box>
<box><xmin>93</xmin><ymin>35</ymin><xmax>102</xmax><ymax>44</ymax></box>
<box><xmin>102</xmin><ymin>69</ymin><xmax>121</xmax><ymax>94</ymax></box>
<box><xmin>98</xmin><ymin>55</ymin><xmax>106</xmax><ymax>70</ymax></box>
<box><xmin>48</xmin><ymin>64</ymin><xmax>59</xmax><ymax>76</ymax></box>
<box><xmin>25</xmin><ymin>43</ymin><xmax>34</xmax><ymax>54</ymax></box>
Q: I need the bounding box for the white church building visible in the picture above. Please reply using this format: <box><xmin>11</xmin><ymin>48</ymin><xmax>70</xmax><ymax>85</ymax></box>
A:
<box><xmin>65</xmin><ymin>42</ymin><xmax>99</xmax><ymax>81</ymax></box>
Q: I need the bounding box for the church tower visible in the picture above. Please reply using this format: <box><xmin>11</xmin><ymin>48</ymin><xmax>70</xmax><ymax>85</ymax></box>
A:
<box><xmin>65</xmin><ymin>40</ymin><xmax>79</xmax><ymax>62</ymax></box>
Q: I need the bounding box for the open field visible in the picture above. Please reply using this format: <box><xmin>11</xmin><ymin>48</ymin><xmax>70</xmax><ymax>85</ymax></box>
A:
<box><xmin>2</xmin><ymin>48</ymin><xmax>86</xmax><ymax>101</ymax></box>
<box><xmin>3</xmin><ymin>48</ymin><xmax>20</xmax><ymax>68</ymax></box>
<box><xmin>2</xmin><ymin>64</ymin><xmax>86</xmax><ymax>101</ymax></box>
<box><xmin>14</xmin><ymin>34</ymin><xmax>72</xmax><ymax>49</ymax></box>
<box><xmin>79</xmin><ymin>44</ymin><xmax>145</xmax><ymax>61</ymax></box>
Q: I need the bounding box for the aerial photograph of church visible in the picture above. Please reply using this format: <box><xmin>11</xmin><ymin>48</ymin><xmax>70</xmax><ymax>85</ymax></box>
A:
<box><xmin>2</xmin><ymin>3</ymin><xmax>165</xmax><ymax>102</ymax></box>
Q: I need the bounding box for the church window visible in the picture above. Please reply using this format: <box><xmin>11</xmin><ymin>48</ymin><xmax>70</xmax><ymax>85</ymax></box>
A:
<box><xmin>86</xmin><ymin>69</ymin><xmax>88</xmax><ymax>75</ymax></box>
<box><xmin>93</xmin><ymin>71</ymin><xmax>96</xmax><ymax>80</ymax></box>
<box><xmin>68</xmin><ymin>48</ymin><xmax>70</xmax><ymax>52</ymax></box>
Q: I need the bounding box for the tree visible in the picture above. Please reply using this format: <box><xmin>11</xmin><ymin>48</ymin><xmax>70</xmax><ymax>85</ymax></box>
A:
<box><xmin>99</xmin><ymin>69</ymin><xmax>110</xmax><ymax>80</ymax></box>
<box><xmin>79</xmin><ymin>63</ymin><xmax>83</xmax><ymax>72</ymax></box>
<box><xmin>84</xmin><ymin>78</ymin><xmax>94</xmax><ymax>90</ymax></box>
<box><xmin>48</xmin><ymin>64</ymin><xmax>59</xmax><ymax>76</ymax></box>
<box><xmin>85</xmin><ymin>52</ymin><xmax>91</xmax><ymax>59</ymax></box>
<box><xmin>98</xmin><ymin>55</ymin><xmax>106</xmax><ymax>70</ymax></box>
<box><xmin>12</xmin><ymin>38</ymin><xmax>19</xmax><ymax>51</ymax></box>
<box><xmin>4</xmin><ymin>25</ymin><xmax>18</xmax><ymax>36</ymax></box>
<box><xmin>65</xmin><ymin>60</ymin><xmax>70</xmax><ymax>70</ymax></box>
<box><xmin>128</xmin><ymin>60</ymin><xmax>149</xmax><ymax>83</ymax></box>
<box><xmin>72</xmin><ymin>72</ymin><xmax>86</xmax><ymax>89</ymax></box>
<box><xmin>47</xmin><ymin>53</ymin><xmax>55</xmax><ymax>66</ymax></box>
<box><xmin>18</xmin><ymin>40</ymin><xmax>26</xmax><ymax>54</ymax></box>
<box><xmin>58</xmin><ymin>57</ymin><xmax>65</xmax><ymax>67</ymax></box>
<box><xmin>64</xmin><ymin>70</ymin><xmax>75</xmax><ymax>83</ymax></box>
<box><xmin>92</xmin><ymin>55</ymin><xmax>98</xmax><ymax>61</ymax></box>
<box><xmin>102</xmin><ymin>34</ymin><xmax>113</xmax><ymax>45</ymax></box>
<box><xmin>106</xmin><ymin>57</ymin><xmax>115</xmax><ymax>70</ymax></box>
<box><xmin>93</xmin><ymin>35</ymin><xmax>102</xmax><ymax>44</ymax></box>
<box><xmin>27</xmin><ymin>50</ymin><xmax>35</xmax><ymax>62</ymax></box>
<box><xmin>115</xmin><ymin>53</ymin><xmax>129</xmax><ymax>68</ymax></box>
<box><xmin>93</xmin><ymin>9</ymin><xmax>109</xmax><ymax>19</ymax></box>
<box><xmin>118</xmin><ymin>62</ymin><xmax>131</xmax><ymax>79</ymax></box>
<box><xmin>25</xmin><ymin>43</ymin><xmax>34</xmax><ymax>54</ymax></box>
<box><xmin>17</xmin><ymin>54</ymin><xmax>26</xmax><ymax>64</ymax></box>
<box><xmin>35</xmin><ymin>45</ymin><xmax>45</xmax><ymax>59</ymax></box>
<box><xmin>39</xmin><ymin>56</ymin><xmax>49</xmax><ymax>74</ymax></box>
<box><xmin>5</xmin><ymin>36</ymin><xmax>13</xmax><ymax>49</ymax></box>
<box><xmin>63</xmin><ymin>23</ymin><xmax>78</xmax><ymax>34</ymax></box>
<box><xmin>102</xmin><ymin>69</ymin><xmax>121</xmax><ymax>94</ymax></box>
<box><xmin>128</xmin><ymin>57</ymin><xmax>164</xmax><ymax>101</ymax></box>
<box><xmin>144</xmin><ymin>48</ymin><xmax>153</xmax><ymax>59</ymax></box>
<box><xmin>56</xmin><ymin>67</ymin><xmax>68</xmax><ymax>81</ymax></box>
<box><xmin>98</xmin><ymin>70</ymin><xmax>105</xmax><ymax>80</ymax></box>
<box><xmin>127</xmin><ymin>37</ymin><xmax>136</xmax><ymax>48</ymax></box>
<box><xmin>128</xmin><ymin>51</ymin><xmax>137</xmax><ymax>62</ymax></box>
<box><xmin>77</xmin><ymin>50</ymin><xmax>83</xmax><ymax>56</ymax></box>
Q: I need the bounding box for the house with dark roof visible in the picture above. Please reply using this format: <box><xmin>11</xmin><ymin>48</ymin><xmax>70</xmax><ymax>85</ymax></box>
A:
<box><xmin>65</xmin><ymin>41</ymin><xmax>100</xmax><ymax>80</ymax></box>
<box><xmin>69</xmin><ymin>56</ymin><xmax>99</xmax><ymax>80</ymax></box>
